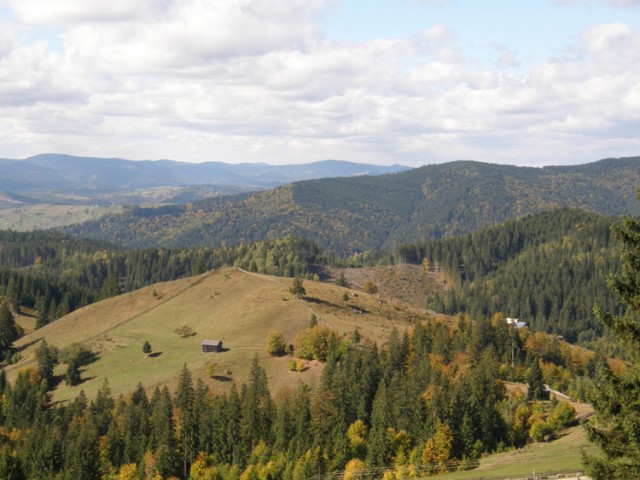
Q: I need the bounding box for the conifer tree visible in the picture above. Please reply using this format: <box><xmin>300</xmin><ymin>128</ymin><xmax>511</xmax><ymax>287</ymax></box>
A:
<box><xmin>242</xmin><ymin>356</ymin><xmax>274</xmax><ymax>451</ymax></box>
<box><xmin>64</xmin><ymin>356</ymin><xmax>81</xmax><ymax>387</ymax></box>
<box><xmin>366</xmin><ymin>380</ymin><xmax>392</xmax><ymax>467</ymax></box>
<box><xmin>335</xmin><ymin>273</ymin><xmax>349</xmax><ymax>287</ymax></box>
<box><xmin>225</xmin><ymin>384</ymin><xmax>243</xmax><ymax>465</ymax></box>
<box><xmin>35</xmin><ymin>340</ymin><xmax>58</xmax><ymax>390</ymax></box>
<box><xmin>527</xmin><ymin>356</ymin><xmax>546</xmax><ymax>401</ymax></box>
<box><xmin>0</xmin><ymin>301</ymin><xmax>18</xmax><ymax>358</ymax></box>
<box><xmin>91</xmin><ymin>378</ymin><xmax>115</xmax><ymax>436</ymax></box>
<box><xmin>176</xmin><ymin>364</ymin><xmax>196</xmax><ymax>479</ymax></box>
<box><xmin>584</xmin><ymin>195</ymin><xmax>640</xmax><ymax>480</ymax></box>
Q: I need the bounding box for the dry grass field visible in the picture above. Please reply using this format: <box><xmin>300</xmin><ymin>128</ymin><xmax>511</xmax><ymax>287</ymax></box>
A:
<box><xmin>7</xmin><ymin>268</ymin><xmax>431</xmax><ymax>401</ymax></box>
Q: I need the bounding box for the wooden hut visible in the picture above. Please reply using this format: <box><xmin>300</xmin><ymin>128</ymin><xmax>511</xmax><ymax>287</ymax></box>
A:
<box><xmin>202</xmin><ymin>339</ymin><xmax>223</xmax><ymax>353</ymax></box>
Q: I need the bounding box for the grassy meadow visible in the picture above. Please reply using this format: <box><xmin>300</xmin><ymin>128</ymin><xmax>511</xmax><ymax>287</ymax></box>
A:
<box><xmin>7</xmin><ymin>268</ymin><xmax>428</xmax><ymax>401</ymax></box>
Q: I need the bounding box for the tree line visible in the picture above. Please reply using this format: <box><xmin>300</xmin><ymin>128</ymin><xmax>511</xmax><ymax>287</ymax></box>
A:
<box><xmin>0</xmin><ymin>231</ymin><xmax>327</xmax><ymax>329</ymax></box>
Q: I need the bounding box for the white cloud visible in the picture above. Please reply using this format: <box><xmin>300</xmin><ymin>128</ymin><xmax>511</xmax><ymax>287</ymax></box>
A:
<box><xmin>0</xmin><ymin>1</ymin><xmax>639</xmax><ymax>166</ymax></box>
<box><xmin>6</xmin><ymin>0</ymin><xmax>172</xmax><ymax>25</ymax></box>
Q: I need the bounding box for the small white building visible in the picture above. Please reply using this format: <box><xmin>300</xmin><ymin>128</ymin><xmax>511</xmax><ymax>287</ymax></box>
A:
<box><xmin>506</xmin><ymin>317</ymin><xmax>527</xmax><ymax>329</ymax></box>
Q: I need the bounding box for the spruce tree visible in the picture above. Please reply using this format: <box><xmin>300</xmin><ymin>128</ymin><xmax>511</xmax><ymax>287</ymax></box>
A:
<box><xmin>175</xmin><ymin>364</ymin><xmax>195</xmax><ymax>479</ymax></box>
<box><xmin>242</xmin><ymin>356</ymin><xmax>274</xmax><ymax>451</ymax></box>
<box><xmin>64</xmin><ymin>356</ymin><xmax>81</xmax><ymax>386</ymax></box>
<box><xmin>0</xmin><ymin>301</ymin><xmax>18</xmax><ymax>358</ymax></box>
<box><xmin>527</xmin><ymin>356</ymin><xmax>546</xmax><ymax>401</ymax></box>
<box><xmin>584</xmin><ymin>194</ymin><xmax>640</xmax><ymax>480</ymax></box>
<box><xmin>35</xmin><ymin>340</ymin><xmax>58</xmax><ymax>390</ymax></box>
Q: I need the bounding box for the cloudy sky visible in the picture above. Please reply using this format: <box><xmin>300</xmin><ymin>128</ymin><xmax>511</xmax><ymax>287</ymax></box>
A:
<box><xmin>0</xmin><ymin>0</ymin><xmax>639</xmax><ymax>166</ymax></box>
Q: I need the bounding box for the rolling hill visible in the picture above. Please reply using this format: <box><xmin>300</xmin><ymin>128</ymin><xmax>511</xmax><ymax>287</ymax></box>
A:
<box><xmin>64</xmin><ymin>156</ymin><xmax>640</xmax><ymax>254</ymax></box>
<box><xmin>7</xmin><ymin>268</ymin><xmax>430</xmax><ymax>401</ymax></box>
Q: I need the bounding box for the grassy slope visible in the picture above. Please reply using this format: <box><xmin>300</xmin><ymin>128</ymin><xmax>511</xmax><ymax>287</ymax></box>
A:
<box><xmin>429</xmin><ymin>425</ymin><xmax>596</xmax><ymax>480</ymax></box>
<box><xmin>7</xmin><ymin>268</ymin><xmax>427</xmax><ymax>401</ymax></box>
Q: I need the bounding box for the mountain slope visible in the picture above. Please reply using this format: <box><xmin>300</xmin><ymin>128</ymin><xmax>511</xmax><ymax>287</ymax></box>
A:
<box><xmin>399</xmin><ymin>208</ymin><xmax>622</xmax><ymax>342</ymax></box>
<box><xmin>65</xmin><ymin>156</ymin><xmax>640</xmax><ymax>254</ymax></box>
<box><xmin>7</xmin><ymin>268</ymin><xmax>426</xmax><ymax>400</ymax></box>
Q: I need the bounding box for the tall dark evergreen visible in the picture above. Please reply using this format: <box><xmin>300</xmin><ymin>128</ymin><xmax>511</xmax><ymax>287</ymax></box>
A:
<box><xmin>584</xmin><ymin>191</ymin><xmax>640</xmax><ymax>480</ymax></box>
<box><xmin>175</xmin><ymin>364</ymin><xmax>196</xmax><ymax>479</ymax></box>
<box><xmin>242</xmin><ymin>356</ymin><xmax>275</xmax><ymax>452</ymax></box>
<box><xmin>527</xmin><ymin>356</ymin><xmax>546</xmax><ymax>401</ymax></box>
<box><xmin>0</xmin><ymin>301</ymin><xmax>18</xmax><ymax>358</ymax></box>
<box><xmin>35</xmin><ymin>340</ymin><xmax>58</xmax><ymax>390</ymax></box>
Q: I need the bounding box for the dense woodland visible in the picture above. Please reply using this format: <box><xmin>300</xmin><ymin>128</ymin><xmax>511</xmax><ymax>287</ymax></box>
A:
<box><xmin>396</xmin><ymin>209</ymin><xmax>624</xmax><ymax>343</ymax></box>
<box><xmin>0</xmin><ymin>309</ymin><xmax>590</xmax><ymax>480</ymax></box>
<box><xmin>63</xmin><ymin>158</ymin><xmax>640</xmax><ymax>253</ymax></box>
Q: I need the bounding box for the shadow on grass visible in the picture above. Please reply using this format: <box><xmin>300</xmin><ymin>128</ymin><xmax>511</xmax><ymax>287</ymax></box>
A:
<box><xmin>211</xmin><ymin>375</ymin><xmax>232</xmax><ymax>382</ymax></box>
<box><xmin>147</xmin><ymin>351</ymin><xmax>163</xmax><ymax>358</ymax></box>
<box><xmin>305</xmin><ymin>296</ymin><xmax>341</xmax><ymax>309</ymax></box>
<box><xmin>77</xmin><ymin>375</ymin><xmax>97</xmax><ymax>386</ymax></box>
<box><xmin>17</xmin><ymin>337</ymin><xmax>44</xmax><ymax>352</ymax></box>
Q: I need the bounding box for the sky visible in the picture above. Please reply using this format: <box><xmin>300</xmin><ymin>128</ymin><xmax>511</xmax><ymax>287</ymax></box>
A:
<box><xmin>0</xmin><ymin>0</ymin><xmax>639</xmax><ymax>167</ymax></box>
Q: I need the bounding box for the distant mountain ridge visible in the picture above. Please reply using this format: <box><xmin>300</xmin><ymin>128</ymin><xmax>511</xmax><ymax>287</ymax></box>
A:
<box><xmin>0</xmin><ymin>153</ymin><xmax>410</xmax><ymax>191</ymax></box>
<box><xmin>64</xmin><ymin>156</ymin><xmax>640</xmax><ymax>254</ymax></box>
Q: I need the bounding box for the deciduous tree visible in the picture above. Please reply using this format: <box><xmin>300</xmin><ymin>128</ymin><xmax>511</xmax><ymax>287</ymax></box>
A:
<box><xmin>265</xmin><ymin>331</ymin><xmax>287</xmax><ymax>356</ymax></box>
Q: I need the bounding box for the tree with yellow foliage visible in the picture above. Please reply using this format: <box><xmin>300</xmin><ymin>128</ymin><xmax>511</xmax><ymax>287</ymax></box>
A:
<box><xmin>421</xmin><ymin>421</ymin><xmax>453</xmax><ymax>474</ymax></box>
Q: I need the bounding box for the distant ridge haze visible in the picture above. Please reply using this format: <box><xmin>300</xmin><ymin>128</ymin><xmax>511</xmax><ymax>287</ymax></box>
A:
<box><xmin>0</xmin><ymin>153</ymin><xmax>410</xmax><ymax>191</ymax></box>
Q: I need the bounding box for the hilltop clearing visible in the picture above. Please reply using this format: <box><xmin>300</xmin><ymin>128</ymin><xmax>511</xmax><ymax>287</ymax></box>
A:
<box><xmin>322</xmin><ymin>263</ymin><xmax>447</xmax><ymax>310</ymax></box>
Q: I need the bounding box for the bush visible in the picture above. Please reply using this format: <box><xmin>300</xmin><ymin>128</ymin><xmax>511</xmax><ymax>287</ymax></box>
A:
<box><xmin>288</xmin><ymin>359</ymin><xmax>297</xmax><ymax>371</ymax></box>
<box><xmin>335</xmin><ymin>273</ymin><xmax>349</xmax><ymax>287</ymax></box>
<box><xmin>363</xmin><ymin>281</ymin><xmax>378</xmax><ymax>294</ymax></box>
<box><xmin>266</xmin><ymin>331</ymin><xmax>287</xmax><ymax>356</ymax></box>
<box><xmin>174</xmin><ymin>324</ymin><xmax>196</xmax><ymax>338</ymax></box>
<box><xmin>549</xmin><ymin>400</ymin><xmax>577</xmax><ymax>430</ymax></box>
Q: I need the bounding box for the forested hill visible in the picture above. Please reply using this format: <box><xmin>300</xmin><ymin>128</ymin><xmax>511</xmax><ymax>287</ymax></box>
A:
<box><xmin>396</xmin><ymin>208</ymin><xmax>623</xmax><ymax>343</ymax></box>
<box><xmin>64</xmin><ymin>157</ymin><xmax>640</xmax><ymax>254</ymax></box>
<box><xmin>0</xmin><ymin>230</ymin><xmax>327</xmax><ymax>328</ymax></box>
